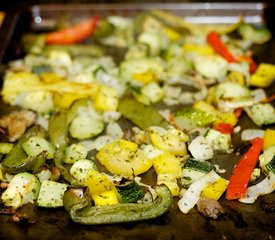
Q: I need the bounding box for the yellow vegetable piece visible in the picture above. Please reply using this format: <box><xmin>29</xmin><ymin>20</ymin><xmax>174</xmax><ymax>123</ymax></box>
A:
<box><xmin>84</xmin><ymin>170</ymin><xmax>115</xmax><ymax>195</ymax></box>
<box><xmin>227</xmin><ymin>71</ymin><xmax>246</xmax><ymax>86</ymax></box>
<box><xmin>0</xmin><ymin>168</ymin><xmax>3</xmax><ymax>181</ymax></box>
<box><xmin>132</xmin><ymin>72</ymin><xmax>156</xmax><ymax>84</ymax></box>
<box><xmin>193</xmin><ymin>101</ymin><xmax>238</xmax><ymax>126</ymax></box>
<box><xmin>149</xmin><ymin>127</ymin><xmax>188</xmax><ymax>156</ymax></box>
<box><xmin>153</xmin><ymin>152</ymin><xmax>182</xmax><ymax>178</ymax></box>
<box><xmin>206</xmin><ymin>86</ymin><xmax>217</xmax><ymax>104</ymax></box>
<box><xmin>201</xmin><ymin>177</ymin><xmax>229</xmax><ymax>201</ymax></box>
<box><xmin>92</xmin><ymin>190</ymin><xmax>119</xmax><ymax>206</ymax></box>
<box><xmin>182</xmin><ymin>43</ymin><xmax>214</xmax><ymax>55</ymax></box>
<box><xmin>157</xmin><ymin>173</ymin><xmax>179</xmax><ymax>196</ymax></box>
<box><xmin>250</xmin><ymin>63</ymin><xmax>275</xmax><ymax>88</ymax></box>
<box><xmin>40</xmin><ymin>72</ymin><xmax>64</xmax><ymax>84</ymax></box>
<box><xmin>164</xmin><ymin>27</ymin><xmax>181</xmax><ymax>41</ymax></box>
<box><xmin>193</xmin><ymin>101</ymin><xmax>218</xmax><ymax>118</ymax></box>
<box><xmin>96</xmin><ymin>139</ymin><xmax>153</xmax><ymax>177</ymax></box>
<box><xmin>54</xmin><ymin>92</ymin><xmax>90</xmax><ymax>109</ymax></box>
<box><xmin>215</xmin><ymin>112</ymin><xmax>238</xmax><ymax>126</ymax></box>
<box><xmin>263</xmin><ymin>129</ymin><xmax>275</xmax><ymax>150</ymax></box>
<box><xmin>93</xmin><ymin>85</ymin><xmax>119</xmax><ymax>111</ymax></box>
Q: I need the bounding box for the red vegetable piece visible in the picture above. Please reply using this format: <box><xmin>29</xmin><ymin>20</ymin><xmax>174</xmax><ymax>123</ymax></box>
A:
<box><xmin>207</xmin><ymin>31</ymin><xmax>237</xmax><ymax>63</ymax></box>
<box><xmin>45</xmin><ymin>16</ymin><xmax>99</xmax><ymax>45</ymax></box>
<box><xmin>214</xmin><ymin>123</ymin><xmax>233</xmax><ymax>134</ymax></box>
<box><xmin>226</xmin><ymin>137</ymin><xmax>263</xmax><ymax>200</ymax></box>
<box><xmin>234</xmin><ymin>108</ymin><xmax>243</xmax><ymax>118</ymax></box>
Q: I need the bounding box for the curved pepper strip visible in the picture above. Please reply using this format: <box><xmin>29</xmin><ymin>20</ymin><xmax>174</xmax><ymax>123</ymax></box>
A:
<box><xmin>63</xmin><ymin>185</ymin><xmax>173</xmax><ymax>225</ymax></box>
<box><xmin>207</xmin><ymin>32</ymin><xmax>257</xmax><ymax>73</ymax></box>
<box><xmin>118</xmin><ymin>96</ymin><xmax>169</xmax><ymax>130</ymax></box>
<box><xmin>49</xmin><ymin>110</ymin><xmax>78</xmax><ymax>185</ymax></box>
<box><xmin>49</xmin><ymin>111</ymin><xmax>69</xmax><ymax>148</ymax></box>
<box><xmin>45</xmin><ymin>16</ymin><xmax>99</xmax><ymax>45</ymax></box>
<box><xmin>2</xmin><ymin>125</ymin><xmax>47</xmax><ymax>174</ymax></box>
<box><xmin>226</xmin><ymin>137</ymin><xmax>263</xmax><ymax>200</ymax></box>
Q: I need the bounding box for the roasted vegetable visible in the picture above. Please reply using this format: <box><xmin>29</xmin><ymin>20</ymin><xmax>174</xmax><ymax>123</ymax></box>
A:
<box><xmin>1</xmin><ymin>172</ymin><xmax>40</xmax><ymax>209</ymax></box>
<box><xmin>116</xmin><ymin>180</ymin><xmax>145</xmax><ymax>203</ymax></box>
<box><xmin>63</xmin><ymin>185</ymin><xmax>172</xmax><ymax>225</ymax></box>
<box><xmin>118</xmin><ymin>96</ymin><xmax>169</xmax><ymax>130</ymax></box>
<box><xmin>226</xmin><ymin>137</ymin><xmax>263</xmax><ymax>200</ymax></box>
<box><xmin>2</xmin><ymin>125</ymin><xmax>47</xmax><ymax>174</ymax></box>
<box><xmin>37</xmin><ymin>180</ymin><xmax>67</xmax><ymax>207</ymax></box>
<box><xmin>45</xmin><ymin>16</ymin><xmax>99</xmax><ymax>45</ymax></box>
<box><xmin>173</xmin><ymin>107</ymin><xmax>213</xmax><ymax>131</ymax></box>
<box><xmin>96</xmin><ymin>139</ymin><xmax>153</xmax><ymax>177</ymax></box>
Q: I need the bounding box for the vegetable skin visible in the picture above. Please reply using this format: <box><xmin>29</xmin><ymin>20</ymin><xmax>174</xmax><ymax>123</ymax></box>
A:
<box><xmin>63</xmin><ymin>185</ymin><xmax>172</xmax><ymax>225</ymax></box>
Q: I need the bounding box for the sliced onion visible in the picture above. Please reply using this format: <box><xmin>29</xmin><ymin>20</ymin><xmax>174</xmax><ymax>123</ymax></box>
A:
<box><xmin>106</xmin><ymin>122</ymin><xmax>124</xmax><ymax>139</ymax></box>
<box><xmin>241</xmin><ymin>129</ymin><xmax>265</xmax><ymax>141</ymax></box>
<box><xmin>239</xmin><ymin>172</ymin><xmax>275</xmax><ymax>204</ymax></box>
<box><xmin>177</xmin><ymin>170</ymin><xmax>220</xmax><ymax>213</ymax></box>
<box><xmin>251</xmin><ymin>88</ymin><xmax>267</xmax><ymax>102</ymax></box>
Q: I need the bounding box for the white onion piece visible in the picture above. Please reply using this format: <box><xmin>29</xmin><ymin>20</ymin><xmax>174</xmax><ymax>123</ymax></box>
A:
<box><xmin>102</xmin><ymin>111</ymin><xmax>121</xmax><ymax>123</ymax></box>
<box><xmin>241</xmin><ymin>129</ymin><xmax>265</xmax><ymax>141</ymax></box>
<box><xmin>251</xmin><ymin>88</ymin><xmax>267</xmax><ymax>102</ymax></box>
<box><xmin>106</xmin><ymin>122</ymin><xmax>124</xmax><ymax>139</ymax></box>
<box><xmin>239</xmin><ymin>172</ymin><xmax>275</xmax><ymax>204</ymax></box>
<box><xmin>177</xmin><ymin>170</ymin><xmax>220</xmax><ymax>213</ymax></box>
<box><xmin>218</xmin><ymin>99</ymin><xmax>255</xmax><ymax>112</ymax></box>
<box><xmin>188</xmin><ymin>135</ymin><xmax>214</xmax><ymax>161</ymax></box>
<box><xmin>80</xmin><ymin>135</ymin><xmax>114</xmax><ymax>151</ymax></box>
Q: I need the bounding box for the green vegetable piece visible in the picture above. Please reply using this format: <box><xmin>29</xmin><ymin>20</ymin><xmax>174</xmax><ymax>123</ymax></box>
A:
<box><xmin>67</xmin><ymin>98</ymin><xmax>104</xmax><ymax>140</ymax></box>
<box><xmin>117</xmin><ymin>181</ymin><xmax>145</xmax><ymax>203</ymax></box>
<box><xmin>94</xmin><ymin>19</ymin><xmax>115</xmax><ymax>39</ymax></box>
<box><xmin>37</xmin><ymin>180</ymin><xmax>67</xmax><ymax>208</ymax></box>
<box><xmin>183</xmin><ymin>158</ymin><xmax>213</xmax><ymax>173</ymax></box>
<box><xmin>266</xmin><ymin>155</ymin><xmax>275</xmax><ymax>174</ymax></box>
<box><xmin>0</xmin><ymin>142</ymin><xmax>14</xmax><ymax>154</ymax></box>
<box><xmin>69</xmin><ymin>116</ymin><xmax>104</xmax><ymax>140</ymax></box>
<box><xmin>32</xmin><ymin>64</ymin><xmax>52</xmax><ymax>76</ymax></box>
<box><xmin>2</xmin><ymin>125</ymin><xmax>47</xmax><ymax>174</ymax></box>
<box><xmin>238</xmin><ymin>23</ymin><xmax>271</xmax><ymax>44</ymax></box>
<box><xmin>173</xmin><ymin>107</ymin><xmax>213</xmax><ymax>130</ymax></box>
<box><xmin>66</xmin><ymin>98</ymin><xmax>91</xmax><ymax>124</ymax></box>
<box><xmin>21</xmin><ymin>33</ymin><xmax>45</xmax><ymax>54</ymax></box>
<box><xmin>181</xmin><ymin>158</ymin><xmax>214</xmax><ymax>185</ymax></box>
<box><xmin>43</xmin><ymin>45</ymin><xmax>104</xmax><ymax>58</ymax></box>
<box><xmin>54</xmin><ymin>147</ymin><xmax>79</xmax><ymax>186</ymax></box>
<box><xmin>22</xmin><ymin>136</ymin><xmax>56</xmax><ymax>159</ymax></box>
<box><xmin>49</xmin><ymin>111</ymin><xmax>69</xmax><ymax>148</ymax></box>
<box><xmin>63</xmin><ymin>185</ymin><xmax>172</xmax><ymax>225</ymax></box>
<box><xmin>118</xmin><ymin>96</ymin><xmax>169</xmax><ymax>130</ymax></box>
<box><xmin>49</xmin><ymin>109</ymin><xmax>80</xmax><ymax>185</ymax></box>
<box><xmin>64</xmin><ymin>144</ymin><xmax>88</xmax><ymax>164</ymax></box>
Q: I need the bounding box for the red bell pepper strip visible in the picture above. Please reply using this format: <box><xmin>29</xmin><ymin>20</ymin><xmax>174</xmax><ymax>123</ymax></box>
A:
<box><xmin>45</xmin><ymin>16</ymin><xmax>99</xmax><ymax>45</ymax></box>
<box><xmin>207</xmin><ymin>32</ymin><xmax>258</xmax><ymax>73</ymax></box>
<box><xmin>213</xmin><ymin>123</ymin><xmax>233</xmax><ymax>134</ymax></box>
<box><xmin>237</xmin><ymin>55</ymin><xmax>258</xmax><ymax>74</ymax></box>
<box><xmin>234</xmin><ymin>108</ymin><xmax>243</xmax><ymax>118</ymax></box>
<box><xmin>261</xmin><ymin>94</ymin><xmax>275</xmax><ymax>103</ymax></box>
<box><xmin>207</xmin><ymin>32</ymin><xmax>237</xmax><ymax>63</ymax></box>
<box><xmin>226</xmin><ymin>137</ymin><xmax>263</xmax><ymax>200</ymax></box>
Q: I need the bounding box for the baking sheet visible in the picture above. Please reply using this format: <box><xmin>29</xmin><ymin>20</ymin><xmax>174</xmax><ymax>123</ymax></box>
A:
<box><xmin>0</xmin><ymin>3</ymin><xmax>274</xmax><ymax>240</ymax></box>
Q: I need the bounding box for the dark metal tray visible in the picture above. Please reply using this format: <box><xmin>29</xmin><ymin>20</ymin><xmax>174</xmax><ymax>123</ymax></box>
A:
<box><xmin>0</xmin><ymin>3</ymin><xmax>275</xmax><ymax>240</ymax></box>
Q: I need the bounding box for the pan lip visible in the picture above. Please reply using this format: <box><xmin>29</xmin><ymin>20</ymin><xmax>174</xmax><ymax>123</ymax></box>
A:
<box><xmin>0</xmin><ymin>2</ymin><xmax>274</xmax><ymax>239</ymax></box>
<box><xmin>26</xmin><ymin>2</ymin><xmax>271</xmax><ymax>11</ymax></box>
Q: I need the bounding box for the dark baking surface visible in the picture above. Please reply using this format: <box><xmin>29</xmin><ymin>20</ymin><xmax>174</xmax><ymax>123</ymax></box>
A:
<box><xmin>0</xmin><ymin>3</ymin><xmax>274</xmax><ymax>240</ymax></box>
